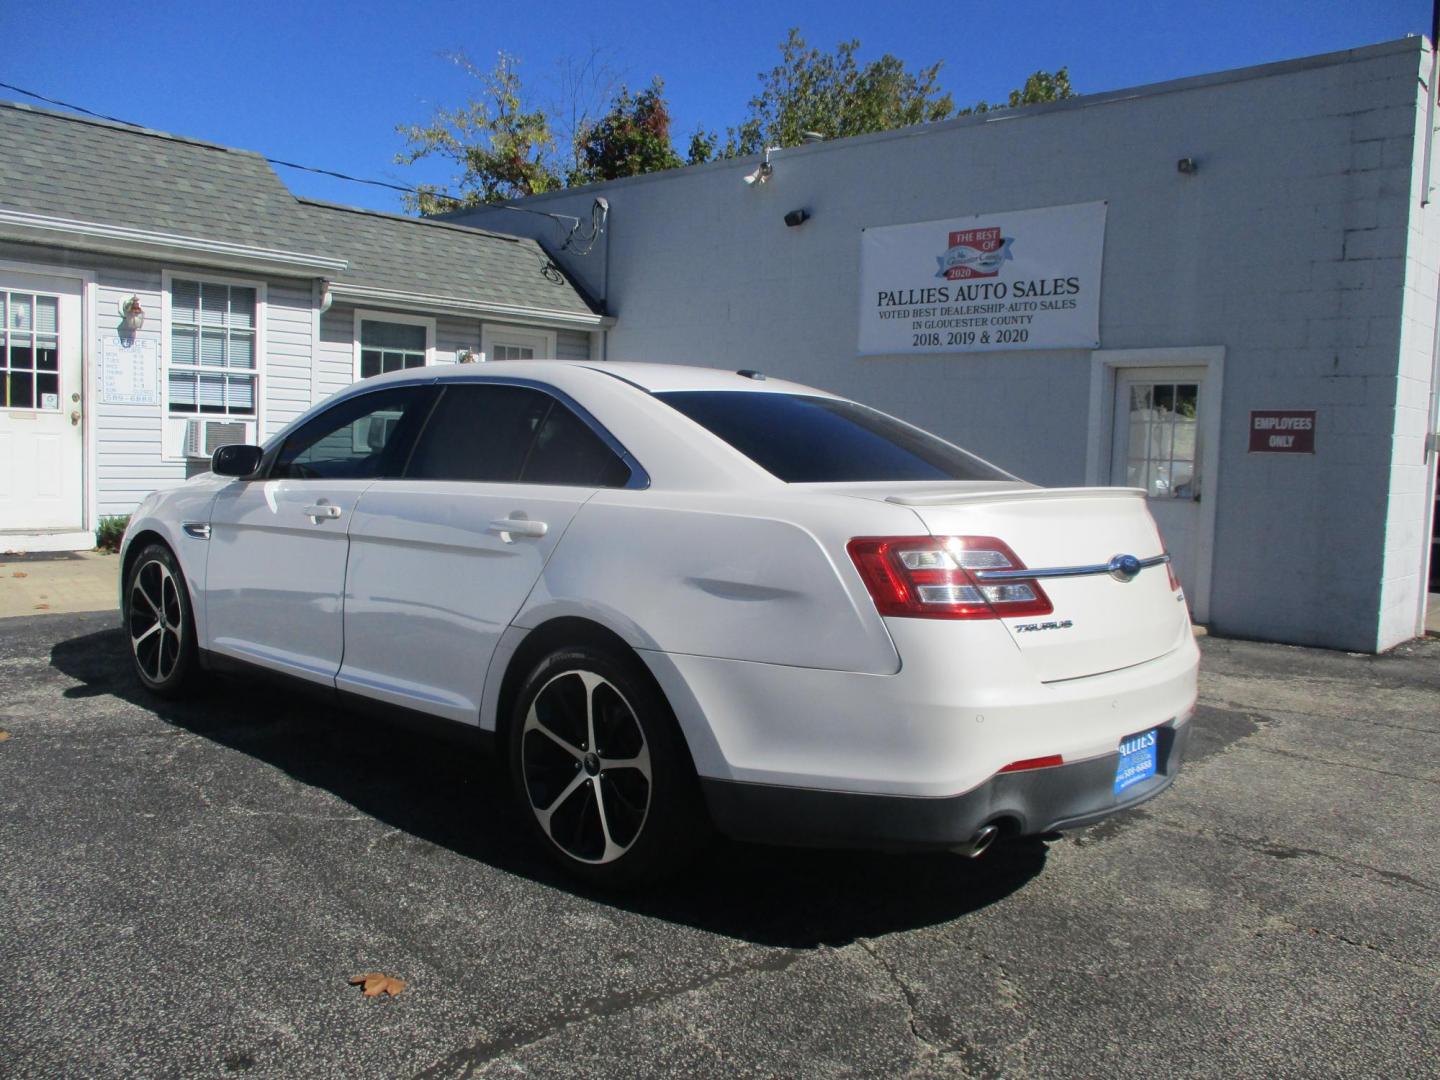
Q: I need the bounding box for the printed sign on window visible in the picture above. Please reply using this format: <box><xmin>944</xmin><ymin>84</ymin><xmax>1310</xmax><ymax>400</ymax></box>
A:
<box><xmin>858</xmin><ymin>202</ymin><xmax>1106</xmax><ymax>356</ymax></box>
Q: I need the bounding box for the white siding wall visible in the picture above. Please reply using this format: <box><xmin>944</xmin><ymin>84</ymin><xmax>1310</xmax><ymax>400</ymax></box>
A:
<box><xmin>264</xmin><ymin>279</ymin><xmax>315</xmax><ymax>438</ymax></box>
<box><xmin>436</xmin><ymin>314</ymin><xmax>476</xmax><ymax>361</ymax></box>
<box><xmin>2</xmin><ymin>245</ymin><xmax>592</xmax><ymax>528</ymax></box>
<box><xmin>555</xmin><ymin>329</ymin><xmax>590</xmax><ymax>360</ymax></box>
<box><xmin>316</xmin><ymin>303</ymin><xmax>356</xmax><ymax>401</ymax></box>
<box><xmin>92</xmin><ymin>268</ymin><xmax>176</xmax><ymax>516</ymax></box>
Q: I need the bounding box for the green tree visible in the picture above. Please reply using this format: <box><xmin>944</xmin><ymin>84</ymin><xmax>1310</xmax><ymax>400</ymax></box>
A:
<box><xmin>688</xmin><ymin>31</ymin><xmax>1072</xmax><ymax>161</ymax></box>
<box><xmin>396</xmin><ymin>37</ymin><xmax>1075</xmax><ymax>203</ymax></box>
<box><xmin>963</xmin><ymin>66</ymin><xmax>1074</xmax><ymax>115</ymax></box>
<box><xmin>747</xmin><ymin>30</ymin><xmax>954</xmax><ymax>150</ymax></box>
<box><xmin>395</xmin><ymin>52</ymin><xmax>561</xmax><ymax>213</ymax></box>
<box><xmin>570</xmin><ymin>77</ymin><xmax>685</xmax><ymax>184</ymax></box>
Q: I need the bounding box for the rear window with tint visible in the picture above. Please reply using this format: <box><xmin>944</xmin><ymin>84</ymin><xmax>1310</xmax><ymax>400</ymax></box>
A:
<box><xmin>656</xmin><ymin>391</ymin><xmax>1014</xmax><ymax>483</ymax></box>
<box><xmin>405</xmin><ymin>383</ymin><xmax>632</xmax><ymax>487</ymax></box>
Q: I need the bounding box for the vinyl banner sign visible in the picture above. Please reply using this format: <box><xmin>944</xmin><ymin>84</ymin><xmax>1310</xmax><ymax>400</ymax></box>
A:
<box><xmin>858</xmin><ymin>201</ymin><xmax>1106</xmax><ymax>356</ymax></box>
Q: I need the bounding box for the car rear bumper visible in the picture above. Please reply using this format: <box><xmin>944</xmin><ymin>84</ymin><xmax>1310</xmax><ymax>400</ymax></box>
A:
<box><xmin>700</xmin><ymin>715</ymin><xmax>1190</xmax><ymax>851</ymax></box>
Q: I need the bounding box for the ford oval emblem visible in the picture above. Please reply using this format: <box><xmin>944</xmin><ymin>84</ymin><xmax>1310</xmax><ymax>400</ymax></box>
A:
<box><xmin>1108</xmin><ymin>554</ymin><xmax>1143</xmax><ymax>583</ymax></box>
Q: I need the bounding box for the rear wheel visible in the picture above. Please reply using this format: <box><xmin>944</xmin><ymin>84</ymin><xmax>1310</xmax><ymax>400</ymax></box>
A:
<box><xmin>124</xmin><ymin>542</ymin><xmax>199</xmax><ymax>698</ymax></box>
<box><xmin>508</xmin><ymin>644</ymin><xmax>705</xmax><ymax>887</ymax></box>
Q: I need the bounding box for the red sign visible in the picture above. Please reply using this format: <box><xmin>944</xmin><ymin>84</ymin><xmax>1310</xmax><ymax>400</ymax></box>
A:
<box><xmin>940</xmin><ymin>226</ymin><xmax>1007</xmax><ymax>280</ymax></box>
<box><xmin>1248</xmin><ymin>411</ymin><xmax>1316</xmax><ymax>453</ymax></box>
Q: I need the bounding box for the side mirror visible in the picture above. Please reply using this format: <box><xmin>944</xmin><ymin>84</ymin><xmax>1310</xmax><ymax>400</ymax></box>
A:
<box><xmin>212</xmin><ymin>444</ymin><xmax>264</xmax><ymax>478</ymax></box>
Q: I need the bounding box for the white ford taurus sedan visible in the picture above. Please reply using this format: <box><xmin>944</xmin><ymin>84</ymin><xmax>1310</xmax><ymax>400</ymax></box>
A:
<box><xmin>120</xmin><ymin>361</ymin><xmax>1198</xmax><ymax>885</ymax></box>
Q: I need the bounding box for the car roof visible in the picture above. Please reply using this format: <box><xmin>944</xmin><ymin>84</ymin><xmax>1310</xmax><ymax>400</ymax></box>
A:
<box><xmin>364</xmin><ymin>359</ymin><xmax>837</xmax><ymax>398</ymax></box>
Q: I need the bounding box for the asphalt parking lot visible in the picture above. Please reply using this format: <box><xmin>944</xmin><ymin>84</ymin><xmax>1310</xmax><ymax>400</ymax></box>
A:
<box><xmin>1</xmin><ymin>612</ymin><xmax>1436</xmax><ymax>1079</ymax></box>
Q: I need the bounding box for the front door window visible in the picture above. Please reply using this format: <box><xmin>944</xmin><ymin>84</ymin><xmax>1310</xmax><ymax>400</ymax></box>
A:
<box><xmin>2</xmin><ymin>292</ymin><xmax>61</xmax><ymax>411</ymax></box>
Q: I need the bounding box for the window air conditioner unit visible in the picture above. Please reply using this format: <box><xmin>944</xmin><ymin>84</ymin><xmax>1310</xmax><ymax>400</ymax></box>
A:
<box><xmin>184</xmin><ymin>419</ymin><xmax>248</xmax><ymax>459</ymax></box>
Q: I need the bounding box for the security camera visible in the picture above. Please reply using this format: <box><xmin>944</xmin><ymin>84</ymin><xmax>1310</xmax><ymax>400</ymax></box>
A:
<box><xmin>742</xmin><ymin>162</ymin><xmax>773</xmax><ymax>187</ymax></box>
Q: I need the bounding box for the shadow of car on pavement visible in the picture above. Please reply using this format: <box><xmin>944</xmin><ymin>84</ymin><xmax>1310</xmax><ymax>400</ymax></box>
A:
<box><xmin>50</xmin><ymin>625</ymin><xmax>1051</xmax><ymax>949</ymax></box>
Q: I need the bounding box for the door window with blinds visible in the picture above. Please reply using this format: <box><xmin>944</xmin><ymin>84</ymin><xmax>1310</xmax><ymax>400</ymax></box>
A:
<box><xmin>2</xmin><ymin>291</ymin><xmax>61</xmax><ymax>410</ymax></box>
<box><xmin>359</xmin><ymin>319</ymin><xmax>431</xmax><ymax>378</ymax></box>
<box><xmin>167</xmin><ymin>278</ymin><xmax>259</xmax><ymax>416</ymax></box>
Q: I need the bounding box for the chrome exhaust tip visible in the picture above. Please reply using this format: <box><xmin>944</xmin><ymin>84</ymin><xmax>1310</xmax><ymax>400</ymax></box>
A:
<box><xmin>953</xmin><ymin>824</ymin><xmax>1000</xmax><ymax>859</ymax></box>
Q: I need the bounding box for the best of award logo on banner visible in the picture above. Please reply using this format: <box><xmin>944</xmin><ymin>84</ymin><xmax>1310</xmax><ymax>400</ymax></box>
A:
<box><xmin>858</xmin><ymin>202</ymin><xmax>1107</xmax><ymax>356</ymax></box>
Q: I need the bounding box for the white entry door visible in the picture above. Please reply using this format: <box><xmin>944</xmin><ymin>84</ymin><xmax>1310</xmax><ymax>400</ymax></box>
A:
<box><xmin>0</xmin><ymin>273</ymin><xmax>84</xmax><ymax>531</ymax></box>
<box><xmin>1111</xmin><ymin>367</ymin><xmax>1206</xmax><ymax>606</ymax></box>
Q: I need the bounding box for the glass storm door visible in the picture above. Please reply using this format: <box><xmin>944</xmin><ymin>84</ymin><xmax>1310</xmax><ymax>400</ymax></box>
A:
<box><xmin>1110</xmin><ymin>367</ymin><xmax>1204</xmax><ymax>604</ymax></box>
<box><xmin>0</xmin><ymin>274</ymin><xmax>84</xmax><ymax>531</ymax></box>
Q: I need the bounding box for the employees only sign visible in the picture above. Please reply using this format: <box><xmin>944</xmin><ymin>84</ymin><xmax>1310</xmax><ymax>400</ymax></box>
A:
<box><xmin>858</xmin><ymin>201</ymin><xmax>1107</xmax><ymax>356</ymax></box>
<box><xmin>1248</xmin><ymin>410</ymin><xmax>1316</xmax><ymax>453</ymax></box>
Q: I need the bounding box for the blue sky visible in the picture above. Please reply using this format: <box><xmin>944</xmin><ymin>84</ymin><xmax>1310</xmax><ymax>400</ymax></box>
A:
<box><xmin>1</xmin><ymin>1</ymin><xmax>1430</xmax><ymax>213</ymax></box>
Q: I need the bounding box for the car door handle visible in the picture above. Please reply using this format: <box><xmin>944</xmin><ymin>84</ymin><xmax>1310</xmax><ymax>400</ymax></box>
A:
<box><xmin>303</xmin><ymin>504</ymin><xmax>343</xmax><ymax>523</ymax></box>
<box><xmin>489</xmin><ymin>516</ymin><xmax>548</xmax><ymax>542</ymax></box>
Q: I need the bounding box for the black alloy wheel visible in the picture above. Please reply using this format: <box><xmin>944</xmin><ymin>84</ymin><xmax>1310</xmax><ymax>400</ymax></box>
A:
<box><xmin>125</xmin><ymin>542</ymin><xmax>199</xmax><ymax>697</ymax></box>
<box><xmin>509</xmin><ymin>644</ymin><xmax>705</xmax><ymax>887</ymax></box>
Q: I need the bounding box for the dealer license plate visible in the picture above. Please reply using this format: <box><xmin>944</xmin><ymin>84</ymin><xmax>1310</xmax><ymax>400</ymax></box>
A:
<box><xmin>1114</xmin><ymin>728</ymin><xmax>1158</xmax><ymax>796</ymax></box>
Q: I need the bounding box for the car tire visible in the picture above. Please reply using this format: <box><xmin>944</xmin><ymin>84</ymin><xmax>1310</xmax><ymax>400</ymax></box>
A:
<box><xmin>508</xmin><ymin>644</ymin><xmax>707</xmax><ymax>888</ymax></box>
<box><xmin>124</xmin><ymin>542</ymin><xmax>200</xmax><ymax>698</ymax></box>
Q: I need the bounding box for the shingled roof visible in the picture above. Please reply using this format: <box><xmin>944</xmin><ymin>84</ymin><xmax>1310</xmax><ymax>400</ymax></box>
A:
<box><xmin>0</xmin><ymin>101</ymin><xmax>600</xmax><ymax>321</ymax></box>
<box><xmin>295</xmin><ymin>199</ymin><xmax>598</xmax><ymax>318</ymax></box>
<box><xmin>0</xmin><ymin>101</ymin><xmax>317</xmax><ymax>253</ymax></box>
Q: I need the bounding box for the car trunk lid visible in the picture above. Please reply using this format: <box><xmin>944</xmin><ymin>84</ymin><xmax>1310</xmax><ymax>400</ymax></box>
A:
<box><xmin>859</xmin><ymin>485</ymin><xmax>1188</xmax><ymax>682</ymax></box>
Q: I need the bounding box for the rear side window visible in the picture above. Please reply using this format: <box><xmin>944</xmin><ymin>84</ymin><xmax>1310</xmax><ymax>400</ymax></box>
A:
<box><xmin>405</xmin><ymin>385</ymin><xmax>551</xmax><ymax>482</ymax></box>
<box><xmin>656</xmin><ymin>391</ymin><xmax>1014</xmax><ymax>483</ymax></box>
<box><xmin>405</xmin><ymin>383</ymin><xmax>631</xmax><ymax>487</ymax></box>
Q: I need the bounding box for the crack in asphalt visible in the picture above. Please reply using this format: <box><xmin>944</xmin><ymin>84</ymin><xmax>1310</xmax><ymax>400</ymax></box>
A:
<box><xmin>1154</xmin><ymin>820</ymin><xmax>1439</xmax><ymax>896</ymax></box>
<box><xmin>411</xmin><ymin>946</ymin><xmax>807</xmax><ymax>1079</ymax></box>
<box><xmin>1241</xmin><ymin>742</ymin><xmax>1440</xmax><ymax>785</ymax></box>
<box><xmin>855</xmin><ymin>938</ymin><xmax>1001</xmax><ymax>1080</ymax></box>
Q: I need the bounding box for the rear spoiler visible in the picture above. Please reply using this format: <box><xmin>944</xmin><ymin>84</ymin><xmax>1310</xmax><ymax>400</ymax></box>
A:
<box><xmin>884</xmin><ymin>486</ymin><xmax>1147</xmax><ymax>507</ymax></box>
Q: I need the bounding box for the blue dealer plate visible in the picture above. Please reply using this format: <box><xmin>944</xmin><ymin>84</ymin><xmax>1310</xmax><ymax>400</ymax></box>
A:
<box><xmin>1114</xmin><ymin>729</ymin><xmax>1158</xmax><ymax>796</ymax></box>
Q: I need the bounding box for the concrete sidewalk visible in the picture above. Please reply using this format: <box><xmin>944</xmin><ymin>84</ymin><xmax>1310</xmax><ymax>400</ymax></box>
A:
<box><xmin>0</xmin><ymin>550</ymin><xmax>119</xmax><ymax>618</ymax></box>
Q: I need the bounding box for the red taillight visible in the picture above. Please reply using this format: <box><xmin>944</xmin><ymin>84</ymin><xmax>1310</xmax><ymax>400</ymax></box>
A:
<box><xmin>846</xmin><ymin>536</ymin><xmax>1053</xmax><ymax>620</ymax></box>
<box><xmin>1165</xmin><ymin>552</ymin><xmax>1182</xmax><ymax>592</ymax></box>
<box><xmin>998</xmin><ymin>754</ymin><xmax>1064</xmax><ymax>773</ymax></box>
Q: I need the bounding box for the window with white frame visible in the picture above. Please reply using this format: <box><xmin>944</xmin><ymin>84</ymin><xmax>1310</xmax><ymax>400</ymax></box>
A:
<box><xmin>168</xmin><ymin>279</ymin><xmax>258</xmax><ymax>416</ymax></box>
<box><xmin>481</xmin><ymin>325</ymin><xmax>556</xmax><ymax>362</ymax></box>
<box><xmin>359</xmin><ymin>318</ymin><xmax>430</xmax><ymax>378</ymax></box>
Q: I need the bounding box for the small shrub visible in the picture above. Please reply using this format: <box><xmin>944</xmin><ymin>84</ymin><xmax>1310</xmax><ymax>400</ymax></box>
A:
<box><xmin>96</xmin><ymin>514</ymin><xmax>129</xmax><ymax>554</ymax></box>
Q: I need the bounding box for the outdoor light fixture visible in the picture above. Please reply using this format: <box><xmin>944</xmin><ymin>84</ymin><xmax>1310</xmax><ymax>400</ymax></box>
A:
<box><xmin>784</xmin><ymin>209</ymin><xmax>810</xmax><ymax>227</ymax></box>
<box><xmin>119</xmin><ymin>295</ymin><xmax>145</xmax><ymax>331</ymax></box>
<box><xmin>743</xmin><ymin>147</ymin><xmax>777</xmax><ymax>187</ymax></box>
<box><xmin>1177</xmin><ymin>157</ymin><xmax>1199</xmax><ymax>175</ymax></box>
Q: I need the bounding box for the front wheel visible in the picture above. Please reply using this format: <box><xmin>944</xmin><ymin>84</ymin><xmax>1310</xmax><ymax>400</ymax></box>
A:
<box><xmin>508</xmin><ymin>645</ymin><xmax>706</xmax><ymax>887</ymax></box>
<box><xmin>124</xmin><ymin>542</ymin><xmax>199</xmax><ymax>698</ymax></box>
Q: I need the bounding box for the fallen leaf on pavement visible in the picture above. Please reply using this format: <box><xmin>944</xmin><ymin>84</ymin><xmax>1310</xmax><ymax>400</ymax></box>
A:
<box><xmin>12</xmin><ymin>572</ymin><xmax>27</xmax><ymax>578</ymax></box>
<box><xmin>0</xmin><ymin>730</ymin><xmax>11</xmax><ymax>741</ymax></box>
<box><xmin>349</xmin><ymin>973</ymin><xmax>407</xmax><ymax>998</ymax></box>
<box><xmin>34</xmin><ymin>604</ymin><xmax>50</xmax><ymax>611</ymax></box>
